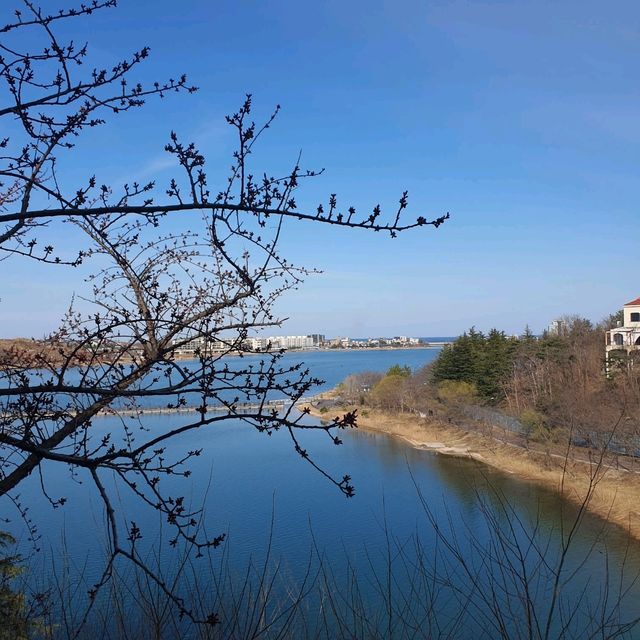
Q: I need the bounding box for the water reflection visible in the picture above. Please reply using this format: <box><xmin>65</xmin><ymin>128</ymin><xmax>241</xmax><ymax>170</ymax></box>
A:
<box><xmin>9</xmin><ymin>404</ymin><xmax>640</xmax><ymax>637</ymax></box>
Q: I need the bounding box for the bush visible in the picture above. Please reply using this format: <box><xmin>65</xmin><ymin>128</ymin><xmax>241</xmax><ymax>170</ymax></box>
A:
<box><xmin>520</xmin><ymin>408</ymin><xmax>559</xmax><ymax>443</ymax></box>
<box><xmin>436</xmin><ymin>380</ymin><xmax>478</xmax><ymax>405</ymax></box>
<box><xmin>386</xmin><ymin>364</ymin><xmax>411</xmax><ymax>378</ymax></box>
<box><xmin>0</xmin><ymin>533</ymin><xmax>29</xmax><ymax>640</ymax></box>
<box><xmin>520</xmin><ymin>408</ymin><xmax>546</xmax><ymax>431</ymax></box>
<box><xmin>370</xmin><ymin>375</ymin><xmax>406</xmax><ymax>411</ymax></box>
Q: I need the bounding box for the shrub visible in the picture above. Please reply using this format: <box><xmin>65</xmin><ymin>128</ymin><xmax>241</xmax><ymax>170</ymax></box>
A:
<box><xmin>0</xmin><ymin>533</ymin><xmax>29</xmax><ymax>640</ymax></box>
<box><xmin>386</xmin><ymin>364</ymin><xmax>411</xmax><ymax>378</ymax></box>
<box><xmin>520</xmin><ymin>408</ymin><xmax>546</xmax><ymax>431</ymax></box>
<box><xmin>519</xmin><ymin>408</ymin><xmax>559</xmax><ymax>443</ymax></box>
<box><xmin>436</xmin><ymin>380</ymin><xmax>478</xmax><ymax>405</ymax></box>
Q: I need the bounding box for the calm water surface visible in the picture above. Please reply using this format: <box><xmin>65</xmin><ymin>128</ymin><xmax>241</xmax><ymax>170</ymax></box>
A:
<box><xmin>9</xmin><ymin>348</ymin><xmax>640</xmax><ymax>637</ymax></box>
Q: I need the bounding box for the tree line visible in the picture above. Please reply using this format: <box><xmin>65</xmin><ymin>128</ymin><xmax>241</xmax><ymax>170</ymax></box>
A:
<box><xmin>341</xmin><ymin>314</ymin><xmax>640</xmax><ymax>448</ymax></box>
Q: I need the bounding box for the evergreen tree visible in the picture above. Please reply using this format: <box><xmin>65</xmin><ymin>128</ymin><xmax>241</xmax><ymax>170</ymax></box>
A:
<box><xmin>386</xmin><ymin>364</ymin><xmax>412</xmax><ymax>378</ymax></box>
<box><xmin>432</xmin><ymin>327</ymin><xmax>517</xmax><ymax>403</ymax></box>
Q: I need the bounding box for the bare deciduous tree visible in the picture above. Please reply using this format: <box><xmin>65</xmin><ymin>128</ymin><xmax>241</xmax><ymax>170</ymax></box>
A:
<box><xmin>0</xmin><ymin>0</ymin><xmax>447</xmax><ymax>625</ymax></box>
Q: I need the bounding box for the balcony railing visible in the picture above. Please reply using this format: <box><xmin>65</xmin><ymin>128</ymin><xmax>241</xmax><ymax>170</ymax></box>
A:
<box><xmin>605</xmin><ymin>328</ymin><xmax>640</xmax><ymax>350</ymax></box>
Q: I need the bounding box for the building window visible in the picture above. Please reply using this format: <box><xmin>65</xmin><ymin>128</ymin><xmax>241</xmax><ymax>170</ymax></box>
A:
<box><xmin>631</xmin><ymin>312</ymin><xmax>640</xmax><ymax>322</ymax></box>
<box><xmin>614</xmin><ymin>333</ymin><xmax>624</xmax><ymax>346</ymax></box>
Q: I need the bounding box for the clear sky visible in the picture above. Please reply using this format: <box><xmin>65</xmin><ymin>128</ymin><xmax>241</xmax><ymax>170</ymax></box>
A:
<box><xmin>2</xmin><ymin>0</ymin><xmax>639</xmax><ymax>337</ymax></box>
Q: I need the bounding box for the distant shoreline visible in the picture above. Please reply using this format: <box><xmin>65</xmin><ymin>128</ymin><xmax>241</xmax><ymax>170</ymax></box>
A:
<box><xmin>170</xmin><ymin>344</ymin><xmax>446</xmax><ymax>360</ymax></box>
<box><xmin>0</xmin><ymin>340</ymin><xmax>446</xmax><ymax>367</ymax></box>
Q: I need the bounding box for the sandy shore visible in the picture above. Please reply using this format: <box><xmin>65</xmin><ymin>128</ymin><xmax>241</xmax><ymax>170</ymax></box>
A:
<box><xmin>305</xmin><ymin>403</ymin><xmax>640</xmax><ymax>540</ymax></box>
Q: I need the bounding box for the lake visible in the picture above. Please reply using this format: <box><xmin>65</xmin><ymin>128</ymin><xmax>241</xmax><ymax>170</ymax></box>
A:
<box><xmin>7</xmin><ymin>348</ymin><xmax>640</xmax><ymax>638</ymax></box>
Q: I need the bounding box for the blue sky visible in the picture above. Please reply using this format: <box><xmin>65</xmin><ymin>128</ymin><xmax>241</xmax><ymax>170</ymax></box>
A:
<box><xmin>3</xmin><ymin>0</ymin><xmax>640</xmax><ymax>337</ymax></box>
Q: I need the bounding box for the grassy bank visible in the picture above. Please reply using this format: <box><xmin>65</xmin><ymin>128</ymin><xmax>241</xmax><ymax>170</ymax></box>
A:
<box><xmin>306</xmin><ymin>402</ymin><xmax>640</xmax><ymax>540</ymax></box>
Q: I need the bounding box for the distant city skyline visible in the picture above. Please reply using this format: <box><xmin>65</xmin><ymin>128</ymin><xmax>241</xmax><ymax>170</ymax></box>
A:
<box><xmin>171</xmin><ymin>333</ymin><xmax>441</xmax><ymax>357</ymax></box>
<box><xmin>2</xmin><ymin>0</ymin><xmax>639</xmax><ymax>338</ymax></box>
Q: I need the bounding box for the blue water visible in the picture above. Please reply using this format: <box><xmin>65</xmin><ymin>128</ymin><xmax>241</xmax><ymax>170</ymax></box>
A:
<box><xmin>254</xmin><ymin>346</ymin><xmax>440</xmax><ymax>392</ymax></box>
<box><xmin>6</xmin><ymin>348</ymin><xmax>640</xmax><ymax>638</ymax></box>
<box><xmin>0</xmin><ymin>346</ymin><xmax>439</xmax><ymax>410</ymax></box>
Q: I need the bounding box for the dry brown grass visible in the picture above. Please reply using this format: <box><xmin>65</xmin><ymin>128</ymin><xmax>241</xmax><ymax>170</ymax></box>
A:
<box><xmin>0</xmin><ymin>338</ymin><xmax>81</xmax><ymax>367</ymax></box>
<box><xmin>306</xmin><ymin>403</ymin><xmax>640</xmax><ymax>540</ymax></box>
